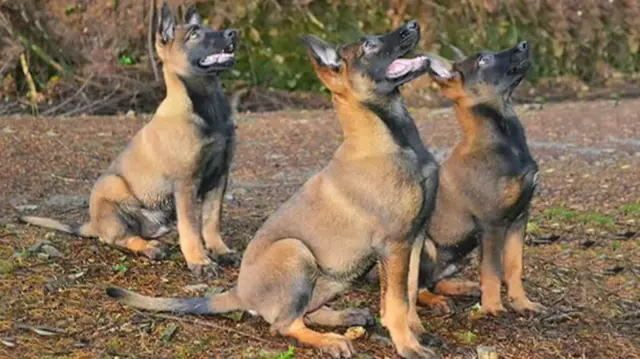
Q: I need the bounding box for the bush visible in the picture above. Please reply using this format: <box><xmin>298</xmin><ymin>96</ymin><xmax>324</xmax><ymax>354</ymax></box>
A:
<box><xmin>1</xmin><ymin>0</ymin><xmax>638</xmax><ymax>114</ymax></box>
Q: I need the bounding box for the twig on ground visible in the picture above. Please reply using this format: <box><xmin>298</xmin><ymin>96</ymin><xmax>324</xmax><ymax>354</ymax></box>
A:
<box><xmin>61</xmin><ymin>85</ymin><xmax>121</xmax><ymax>117</ymax></box>
<box><xmin>15</xmin><ymin>323</ymin><xmax>67</xmax><ymax>336</ymax></box>
<box><xmin>139</xmin><ymin>312</ymin><xmax>272</xmax><ymax>344</ymax></box>
<box><xmin>19</xmin><ymin>53</ymin><xmax>38</xmax><ymax>105</ymax></box>
<box><xmin>42</xmin><ymin>74</ymin><xmax>94</xmax><ymax>116</ymax></box>
<box><xmin>16</xmin><ymin>34</ymin><xmax>67</xmax><ymax>74</ymax></box>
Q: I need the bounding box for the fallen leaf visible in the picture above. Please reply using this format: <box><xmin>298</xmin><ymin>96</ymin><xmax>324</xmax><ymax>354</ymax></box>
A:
<box><xmin>344</xmin><ymin>326</ymin><xmax>366</xmax><ymax>340</ymax></box>
<box><xmin>160</xmin><ymin>324</ymin><xmax>179</xmax><ymax>342</ymax></box>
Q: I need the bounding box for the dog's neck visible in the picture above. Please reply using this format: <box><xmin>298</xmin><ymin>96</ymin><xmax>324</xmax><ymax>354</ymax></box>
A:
<box><xmin>330</xmin><ymin>92</ymin><xmax>430</xmax><ymax>163</ymax></box>
<box><xmin>455</xmin><ymin>100</ymin><xmax>529</xmax><ymax>154</ymax></box>
<box><xmin>453</xmin><ymin>98</ymin><xmax>518</xmax><ymax>143</ymax></box>
<box><xmin>162</xmin><ymin>68</ymin><xmax>232</xmax><ymax>133</ymax></box>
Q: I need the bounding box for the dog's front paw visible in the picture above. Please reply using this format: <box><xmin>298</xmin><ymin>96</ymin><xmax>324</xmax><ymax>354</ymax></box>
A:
<box><xmin>187</xmin><ymin>257</ymin><xmax>222</xmax><ymax>279</ymax></box>
<box><xmin>318</xmin><ymin>333</ymin><xmax>355</xmax><ymax>358</ymax></box>
<box><xmin>510</xmin><ymin>297</ymin><xmax>547</xmax><ymax>314</ymax></box>
<box><xmin>475</xmin><ymin>303</ymin><xmax>506</xmax><ymax>318</ymax></box>
<box><xmin>141</xmin><ymin>240</ymin><xmax>169</xmax><ymax>261</ymax></box>
<box><xmin>396</xmin><ymin>337</ymin><xmax>441</xmax><ymax>359</ymax></box>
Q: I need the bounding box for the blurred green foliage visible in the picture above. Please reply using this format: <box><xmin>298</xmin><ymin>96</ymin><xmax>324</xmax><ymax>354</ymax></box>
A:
<box><xmin>193</xmin><ymin>0</ymin><xmax>639</xmax><ymax>91</ymax></box>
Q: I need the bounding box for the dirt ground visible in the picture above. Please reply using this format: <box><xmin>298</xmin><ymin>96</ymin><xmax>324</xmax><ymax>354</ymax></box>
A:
<box><xmin>0</xmin><ymin>98</ymin><xmax>639</xmax><ymax>359</ymax></box>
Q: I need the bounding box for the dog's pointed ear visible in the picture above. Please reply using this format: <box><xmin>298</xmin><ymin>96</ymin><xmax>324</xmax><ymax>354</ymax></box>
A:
<box><xmin>158</xmin><ymin>1</ymin><xmax>176</xmax><ymax>43</ymax></box>
<box><xmin>184</xmin><ymin>5</ymin><xmax>202</xmax><ymax>26</ymax></box>
<box><xmin>427</xmin><ymin>55</ymin><xmax>458</xmax><ymax>86</ymax></box>
<box><xmin>300</xmin><ymin>35</ymin><xmax>341</xmax><ymax>70</ymax></box>
<box><xmin>449</xmin><ymin>45</ymin><xmax>466</xmax><ymax>62</ymax></box>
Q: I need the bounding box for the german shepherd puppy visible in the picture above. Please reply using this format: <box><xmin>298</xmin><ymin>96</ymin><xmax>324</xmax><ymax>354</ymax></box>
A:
<box><xmin>21</xmin><ymin>2</ymin><xmax>239</xmax><ymax>278</ymax></box>
<box><xmin>107</xmin><ymin>22</ymin><xmax>441</xmax><ymax>359</ymax></box>
<box><xmin>416</xmin><ymin>41</ymin><xmax>546</xmax><ymax>315</ymax></box>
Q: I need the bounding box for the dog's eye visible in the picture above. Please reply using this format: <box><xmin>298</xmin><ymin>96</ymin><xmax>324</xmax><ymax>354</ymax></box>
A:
<box><xmin>363</xmin><ymin>39</ymin><xmax>378</xmax><ymax>52</ymax></box>
<box><xmin>478</xmin><ymin>55</ymin><xmax>492</xmax><ymax>67</ymax></box>
<box><xmin>188</xmin><ymin>29</ymin><xmax>200</xmax><ymax>40</ymax></box>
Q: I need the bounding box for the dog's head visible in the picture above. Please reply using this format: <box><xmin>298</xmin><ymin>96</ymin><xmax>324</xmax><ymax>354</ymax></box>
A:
<box><xmin>300</xmin><ymin>21</ymin><xmax>429</xmax><ymax>104</ymax></box>
<box><xmin>155</xmin><ymin>2</ymin><xmax>238</xmax><ymax>77</ymax></box>
<box><xmin>426</xmin><ymin>41</ymin><xmax>532</xmax><ymax>108</ymax></box>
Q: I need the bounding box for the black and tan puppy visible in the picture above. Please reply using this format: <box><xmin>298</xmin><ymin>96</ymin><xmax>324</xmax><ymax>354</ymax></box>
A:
<box><xmin>416</xmin><ymin>41</ymin><xmax>546</xmax><ymax>316</ymax></box>
<box><xmin>21</xmin><ymin>2</ymin><xmax>239</xmax><ymax>278</ymax></box>
<box><xmin>107</xmin><ymin>22</ymin><xmax>441</xmax><ymax>358</ymax></box>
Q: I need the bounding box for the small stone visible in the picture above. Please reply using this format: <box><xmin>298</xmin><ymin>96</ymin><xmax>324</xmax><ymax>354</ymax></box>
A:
<box><xmin>125</xmin><ymin>110</ymin><xmax>136</xmax><ymax>118</ymax></box>
<box><xmin>344</xmin><ymin>326</ymin><xmax>366</xmax><ymax>341</ymax></box>
<box><xmin>477</xmin><ymin>346</ymin><xmax>498</xmax><ymax>359</ymax></box>
<box><xmin>15</xmin><ymin>204</ymin><xmax>39</xmax><ymax>212</ymax></box>
<box><xmin>41</xmin><ymin>245</ymin><xmax>62</xmax><ymax>258</ymax></box>
<box><xmin>28</xmin><ymin>240</ymin><xmax>51</xmax><ymax>252</ymax></box>
<box><xmin>370</xmin><ymin>333</ymin><xmax>393</xmax><ymax>347</ymax></box>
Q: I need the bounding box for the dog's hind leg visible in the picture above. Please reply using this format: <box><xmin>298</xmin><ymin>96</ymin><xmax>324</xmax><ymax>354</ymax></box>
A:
<box><xmin>201</xmin><ymin>174</ymin><xmax>239</xmax><ymax>266</ymax></box>
<box><xmin>91</xmin><ymin>175</ymin><xmax>168</xmax><ymax>260</ymax></box>
<box><xmin>434</xmin><ymin>279</ymin><xmax>480</xmax><ymax>297</ymax></box>
<box><xmin>283</xmin><ymin>318</ymin><xmax>355</xmax><ymax>358</ymax></box>
<box><xmin>304</xmin><ymin>306</ymin><xmax>374</xmax><ymax>328</ymax></box>
<box><xmin>237</xmin><ymin>238</ymin><xmax>355</xmax><ymax>357</ymax></box>
<box><xmin>303</xmin><ymin>276</ymin><xmax>373</xmax><ymax>328</ymax></box>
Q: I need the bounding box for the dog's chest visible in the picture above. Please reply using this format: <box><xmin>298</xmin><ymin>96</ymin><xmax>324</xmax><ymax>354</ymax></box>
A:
<box><xmin>193</xmin><ymin>130</ymin><xmax>235</xmax><ymax>197</ymax></box>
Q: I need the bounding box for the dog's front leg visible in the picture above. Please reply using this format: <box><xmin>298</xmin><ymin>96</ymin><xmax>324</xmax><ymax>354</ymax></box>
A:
<box><xmin>201</xmin><ymin>174</ymin><xmax>239</xmax><ymax>267</ymax></box>
<box><xmin>407</xmin><ymin>234</ymin><xmax>427</xmax><ymax>338</ymax></box>
<box><xmin>175</xmin><ymin>181</ymin><xmax>220</xmax><ymax>278</ymax></box>
<box><xmin>380</xmin><ymin>241</ymin><xmax>439</xmax><ymax>359</ymax></box>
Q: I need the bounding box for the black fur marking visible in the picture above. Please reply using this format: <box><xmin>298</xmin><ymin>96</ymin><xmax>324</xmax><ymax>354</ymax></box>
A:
<box><xmin>106</xmin><ymin>287</ymin><xmax>124</xmax><ymax>298</ymax></box>
<box><xmin>179</xmin><ymin>76</ymin><xmax>235</xmax><ymax>198</ymax></box>
<box><xmin>365</xmin><ymin>94</ymin><xmax>435</xmax><ymax>168</ymax></box>
<box><xmin>419</xmin><ymin>232</ymin><xmax>478</xmax><ymax>289</ymax></box>
<box><xmin>365</xmin><ymin>95</ymin><xmax>439</xmax><ymax>240</ymax></box>
<box><xmin>471</xmin><ymin>104</ymin><xmax>538</xmax><ymax>220</ymax></box>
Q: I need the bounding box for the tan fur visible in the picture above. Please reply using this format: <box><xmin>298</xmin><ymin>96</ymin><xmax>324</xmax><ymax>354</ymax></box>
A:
<box><xmin>22</xmin><ymin>5</ymin><xmax>235</xmax><ymax>278</ymax></box>
<box><xmin>108</xmin><ymin>24</ymin><xmax>439</xmax><ymax>358</ymax></box>
<box><xmin>420</xmin><ymin>48</ymin><xmax>545</xmax><ymax>316</ymax></box>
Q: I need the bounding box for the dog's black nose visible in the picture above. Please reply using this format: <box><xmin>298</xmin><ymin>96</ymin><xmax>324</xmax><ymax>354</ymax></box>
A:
<box><xmin>224</xmin><ymin>29</ymin><xmax>237</xmax><ymax>40</ymax></box>
<box><xmin>517</xmin><ymin>41</ymin><xmax>528</xmax><ymax>52</ymax></box>
<box><xmin>406</xmin><ymin>20</ymin><xmax>419</xmax><ymax>31</ymax></box>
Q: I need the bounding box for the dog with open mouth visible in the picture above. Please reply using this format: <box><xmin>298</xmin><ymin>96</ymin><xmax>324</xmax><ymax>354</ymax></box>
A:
<box><xmin>415</xmin><ymin>41</ymin><xmax>546</xmax><ymax>316</ymax></box>
<box><xmin>106</xmin><ymin>21</ymin><xmax>441</xmax><ymax>359</ymax></box>
<box><xmin>22</xmin><ymin>2</ymin><xmax>240</xmax><ymax>279</ymax></box>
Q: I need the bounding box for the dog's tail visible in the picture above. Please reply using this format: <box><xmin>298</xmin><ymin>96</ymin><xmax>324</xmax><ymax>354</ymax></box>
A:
<box><xmin>20</xmin><ymin>216</ymin><xmax>97</xmax><ymax>238</ymax></box>
<box><xmin>106</xmin><ymin>287</ymin><xmax>244</xmax><ymax>315</ymax></box>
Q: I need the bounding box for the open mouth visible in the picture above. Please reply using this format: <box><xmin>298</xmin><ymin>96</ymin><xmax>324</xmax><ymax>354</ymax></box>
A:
<box><xmin>198</xmin><ymin>43</ymin><xmax>236</xmax><ymax>68</ymax></box>
<box><xmin>386</xmin><ymin>56</ymin><xmax>428</xmax><ymax>79</ymax></box>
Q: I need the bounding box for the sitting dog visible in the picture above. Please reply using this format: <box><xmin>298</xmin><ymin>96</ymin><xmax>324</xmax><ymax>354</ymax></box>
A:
<box><xmin>107</xmin><ymin>21</ymin><xmax>441</xmax><ymax>359</ymax></box>
<box><xmin>417</xmin><ymin>41</ymin><xmax>546</xmax><ymax>316</ymax></box>
<box><xmin>21</xmin><ymin>2</ymin><xmax>239</xmax><ymax>278</ymax></box>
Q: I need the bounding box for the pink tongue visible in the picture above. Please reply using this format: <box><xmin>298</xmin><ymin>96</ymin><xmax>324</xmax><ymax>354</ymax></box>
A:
<box><xmin>386</xmin><ymin>58</ymin><xmax>423</xmax><ymax>78</ymax></box>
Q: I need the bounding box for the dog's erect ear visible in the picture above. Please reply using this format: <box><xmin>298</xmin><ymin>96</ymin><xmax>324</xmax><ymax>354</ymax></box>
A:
<box><xmin>426</xmin><ymin>55</ymin><xmax>458</xmax><ymax>86</ymax></box>
<box><xmin>158</xmin><ymin>1</ymin><xmax>176</xmax><ymax>43</ymax></box>
<box><xmin>184</xmin><ymin>5</ymin><xmax>202</xmax><ymax>26</ymax></box>
<box><xmin>449</xmin><ymin>44</ymin><xmax>466</xmax><ymax>62</ymax></box>
<box><xmin>300</xmin><ymin>35</ymin><xmax>341</xmax><ymax>70</ymax></box>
